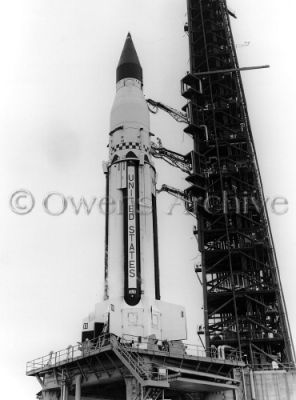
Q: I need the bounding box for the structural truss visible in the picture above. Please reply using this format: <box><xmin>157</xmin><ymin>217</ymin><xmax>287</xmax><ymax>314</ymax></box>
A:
<box><xmin>182</xmin><ymin>0</ymin><xmax>295</xmax><ymax>367</ymax></box>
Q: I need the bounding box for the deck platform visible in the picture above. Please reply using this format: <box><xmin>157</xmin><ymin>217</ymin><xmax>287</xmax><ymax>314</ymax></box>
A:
<box><xmin>27</xmin><ymin>334</ymin><xmax>243</xmax><ymax>400</ymax></box>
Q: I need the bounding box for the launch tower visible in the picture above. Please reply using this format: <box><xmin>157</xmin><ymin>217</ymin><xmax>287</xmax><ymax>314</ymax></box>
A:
<box><xmin>182</xmin><ymin>0</ymin><xmax>295</xmax><ymax>368</ymax></box>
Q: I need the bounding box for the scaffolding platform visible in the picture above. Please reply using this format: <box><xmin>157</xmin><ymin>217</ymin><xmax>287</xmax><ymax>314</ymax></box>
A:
<box><xmin>27</xmin><ymin>334</ymin><xmax>243</xmax><ymax>400</ymax></box>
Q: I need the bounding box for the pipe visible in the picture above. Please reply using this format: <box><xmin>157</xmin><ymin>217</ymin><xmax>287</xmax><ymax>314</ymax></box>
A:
<box><xmin>61</xmin><ymin>372</ymin><xmax>68</xmax><ymax>400</ymax></box>
<box><xmin>75</xmin><ymin>375</ymin><xmax>81</xmax><ymax>400</ymax></box>
<box><xmin>241</xmin><ymin>368</ymin><xmax>248</xmax><ymax>400</ymax></box>
<box><xmin>249</xmin><ymin>369</ymin><xmax>256</xmax><ymax>400</ymax></box>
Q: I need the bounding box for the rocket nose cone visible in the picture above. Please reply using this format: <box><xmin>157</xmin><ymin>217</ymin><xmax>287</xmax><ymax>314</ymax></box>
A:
<box><xmin>116</xmin><ymin>33</ymin><xmax>143</xmax><ymax>83</ymax></box>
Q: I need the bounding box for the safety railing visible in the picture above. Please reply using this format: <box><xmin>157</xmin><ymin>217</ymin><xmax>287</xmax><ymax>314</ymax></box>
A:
<box><xmin>26</xmin><ymin>334</ymin><xmax>242</xmax><ymax>375</ymax></box>
<box><xmin>26</xmin><ymin>334</ymin><xmax>111</xmax><ymax>374</ymax></box>
<box><xmin>118</xmin><ymin>334</ymin><xmax>242</xmax><ymax>362</ymax></box>
<box><xmin>251</xmin><ymin>363</ymin><xmax>296</xmax><ymax>372</ymax></box>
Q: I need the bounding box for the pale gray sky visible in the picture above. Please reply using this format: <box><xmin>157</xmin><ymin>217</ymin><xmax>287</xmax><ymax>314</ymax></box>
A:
<box><xmin>0</xmin><ymin>1</ymin><xmax>296</xmax><ymax>398</ymax></box>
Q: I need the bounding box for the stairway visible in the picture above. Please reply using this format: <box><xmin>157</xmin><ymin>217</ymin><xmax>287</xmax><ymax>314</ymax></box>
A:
<box><xmin>142</xmin><ymin>387</ymin><xmax>163</xmax><ymax>400</ymax></box>
<box><xmin>110</xmin><ymin>335</ymin><xmax>169</xmax><ymax>390</ymax></box>
<box><xmin>110</xmin><ymin>335</ymin><xmax>151</xmax><ymax>384</ymax></box>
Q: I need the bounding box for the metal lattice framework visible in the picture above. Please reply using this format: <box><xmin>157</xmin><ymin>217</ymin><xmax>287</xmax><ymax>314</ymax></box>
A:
<box><xmin>182</xmin><ymin>0</ymin><xmax>295</xmax><ymax>367</ymax></box>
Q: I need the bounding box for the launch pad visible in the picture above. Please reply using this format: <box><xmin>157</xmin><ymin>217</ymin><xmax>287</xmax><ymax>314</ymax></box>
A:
<box><xmin>27</xmin><ymin>334</ymin><xmax>243</xmax><ymax>400</ymax></box>
<box><xmin>26</xmin><ymin>0</ymin><xmax>296</xmax><ymax>399</ymax></box>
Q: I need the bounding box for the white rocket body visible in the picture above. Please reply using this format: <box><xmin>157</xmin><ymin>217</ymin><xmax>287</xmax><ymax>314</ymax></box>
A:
<box><xmin>82</xmin><ymin>34</ymin><xmax>187</xmax><ymax>342</ymax></box>
<box><xmin>107</xmin><ymin>77</ymin><xmax>155</xmax><ymax>301</ymax></box>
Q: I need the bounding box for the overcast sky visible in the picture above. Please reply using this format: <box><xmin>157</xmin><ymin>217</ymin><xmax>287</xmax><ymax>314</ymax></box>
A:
<box><xmin>1</xmin><ymin>1</ymin><xmax>296</xmax><ymax>398</ymax></box>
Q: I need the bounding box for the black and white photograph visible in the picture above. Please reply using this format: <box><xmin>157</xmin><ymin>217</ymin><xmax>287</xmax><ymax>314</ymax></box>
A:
<box><xmin>1</xmin><ymin>1</ymin><xmax>296</xmax><ymax>399</ymax></box>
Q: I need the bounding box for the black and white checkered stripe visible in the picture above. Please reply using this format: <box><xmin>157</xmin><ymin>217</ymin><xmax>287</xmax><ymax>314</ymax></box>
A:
<box><xmin>110</xmin><ymin>142</ymin><xmax>150</xmax><ymax>155</ymax></box>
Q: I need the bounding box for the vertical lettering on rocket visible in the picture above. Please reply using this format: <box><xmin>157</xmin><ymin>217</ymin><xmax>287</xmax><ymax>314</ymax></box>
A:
<box><xmin>127</xmin><ymin>166</ymin><xmax>137</xmax><ymax>288</ymax></box>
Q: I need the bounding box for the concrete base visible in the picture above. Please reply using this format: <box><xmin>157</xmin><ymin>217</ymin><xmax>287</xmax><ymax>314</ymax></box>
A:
<box><xmin>251</xmin><ymin>369</ymin><xmax>296</xmax><ymax>400</ymax></box>
<box><xmin>204</xmin><ymin>369</ymin><xmax>296</xmax><ymax>400</ymax></box>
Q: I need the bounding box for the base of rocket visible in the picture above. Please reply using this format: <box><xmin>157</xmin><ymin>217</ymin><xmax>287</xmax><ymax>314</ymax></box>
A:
<box><xmin>82</xmin><ymin>297</ymin><xmax>187</xmax><ymax>342</ymax></box>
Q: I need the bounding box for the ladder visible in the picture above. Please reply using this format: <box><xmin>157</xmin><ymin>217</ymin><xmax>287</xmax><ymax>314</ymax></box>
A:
<box><xmin>142</xmin><ymin>387</ymin><xmax>163</xmax><ymax>400</ymax></box>
<box><xmin>110</xmin><ymin>336</ymin><xmax>151</xmax><ymax>384</ymax></box>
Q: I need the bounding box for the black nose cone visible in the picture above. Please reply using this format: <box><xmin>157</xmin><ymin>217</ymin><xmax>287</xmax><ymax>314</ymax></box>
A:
<box><xmin>116</xmin><ymin>33</ymin><xmax>143</xmax><ymax>83</ymax></box>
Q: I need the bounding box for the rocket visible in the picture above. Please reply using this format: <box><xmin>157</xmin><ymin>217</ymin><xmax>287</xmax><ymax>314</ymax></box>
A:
<box><xmin>82</xmin><ymin>34</ymin><xmax>187</xmax><ymax>342</ymax></box>
<box><xmin>107</xmin><ymin>32</ymin><xmax>158</xmax><ymax>307</ymax></box>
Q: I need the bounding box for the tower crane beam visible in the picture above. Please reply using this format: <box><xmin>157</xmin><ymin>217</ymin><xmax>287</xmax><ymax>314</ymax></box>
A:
<box><xmin>156</xmin><ymin>184</ymin><xmax>188</xmax><ymax>202</ymax></box>
<box><xmin>147</xmin><ymin>98</ymin><xmax>189</xmax><ymax>124</ymax></box>
<box><xmin>151</xmin><ymin>141</ymin><xmax>191</xmax><ymax>174</ymax></box>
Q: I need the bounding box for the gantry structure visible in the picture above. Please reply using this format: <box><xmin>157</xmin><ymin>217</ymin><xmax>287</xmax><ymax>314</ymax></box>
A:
<box><xmin>181</xmin><ymin>0</ymin><xmax>295</xmax><ymax>368</ymax></box>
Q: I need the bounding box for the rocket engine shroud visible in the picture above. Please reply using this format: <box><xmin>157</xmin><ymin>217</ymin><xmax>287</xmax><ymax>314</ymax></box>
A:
<box><xmin>82</xmin><ymin>33</ymin><xmax>187</xmax><ymax>342</ymax></box>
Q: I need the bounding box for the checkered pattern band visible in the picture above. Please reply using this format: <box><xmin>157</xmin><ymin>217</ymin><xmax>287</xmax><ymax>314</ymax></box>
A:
<box><xmin>110</xmin><ymin>142</ymin><xmax>150</xmax><ymax>155</ymax></box>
